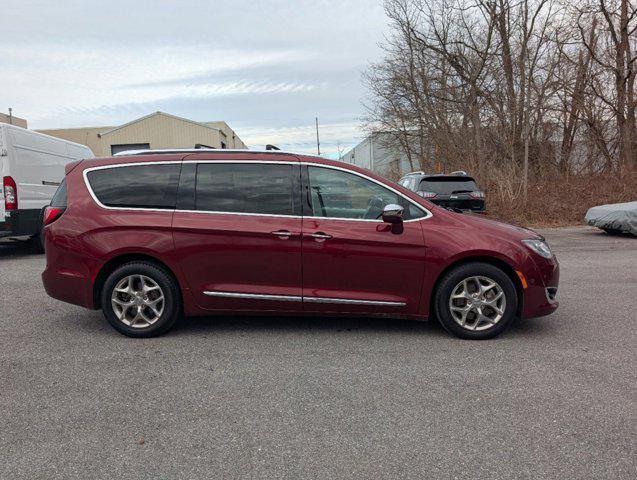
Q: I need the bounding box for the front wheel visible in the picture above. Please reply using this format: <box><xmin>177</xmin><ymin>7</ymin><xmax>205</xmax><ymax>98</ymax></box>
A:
<box><xmin>101</xmin><ymin>262</ymin><xmax>181</xmax><ymax>337</ymax></box>
<box><xmin>434</xmin><ymin>262</ymin><xmax>518</xmax><ymax>340</ymax></box>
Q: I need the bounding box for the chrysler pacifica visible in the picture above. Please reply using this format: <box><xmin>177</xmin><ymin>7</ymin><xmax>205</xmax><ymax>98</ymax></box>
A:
<box><xmin>42</xmin><ymin>150</ymin><xmax>559</xmax><ymax>339</ymax></box>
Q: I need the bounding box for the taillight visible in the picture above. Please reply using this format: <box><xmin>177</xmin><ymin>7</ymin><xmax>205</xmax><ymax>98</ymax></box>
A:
<box><xmin>43</xmin><ymin>206</ymin><xmax>66</xmax><ymax>226</ymax></box>
<box><xmin>470</xmin><ymin>191</ymin><xmax>485</xmax><ymax>199</ymax></box>
<box><xmin>418</xmin><ymin>191</ymin><xmax>437</xmax><ymax>198</ymax></box>
<box><xmin>3</xmin><ymin>176</ymin><xmax>18</xmax><ymax>210</ymax></box>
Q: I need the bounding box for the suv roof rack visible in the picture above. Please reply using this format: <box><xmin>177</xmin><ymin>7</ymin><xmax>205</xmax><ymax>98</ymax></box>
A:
<box><xmin>113</xmin><ymin>148</ymin><xmax>298</xmax><ymax>157</ymax></box>
<box><xmin>449</xmin><ymin>170</ymin><xmax>468</xmax><ymax>175</ymax></box>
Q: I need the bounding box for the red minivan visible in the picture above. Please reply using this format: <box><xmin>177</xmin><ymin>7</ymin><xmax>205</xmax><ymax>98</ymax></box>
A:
<box><xmin>42</xmin><ymin>150</ymin><xmax>559</xmax><ymax>339</ymax></box>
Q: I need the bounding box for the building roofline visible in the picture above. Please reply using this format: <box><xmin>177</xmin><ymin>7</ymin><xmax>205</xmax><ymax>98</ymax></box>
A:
<box><xmin>100</xmin><ymin>111</ymin><xmax>222</xmax><ymax>137</ymax></box>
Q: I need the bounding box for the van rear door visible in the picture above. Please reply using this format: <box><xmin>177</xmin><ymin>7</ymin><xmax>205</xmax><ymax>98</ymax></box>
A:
<box><xmin>0</xmin><ymin>126</ymin><xmax>7</xmax><ymax>222</ymax></box>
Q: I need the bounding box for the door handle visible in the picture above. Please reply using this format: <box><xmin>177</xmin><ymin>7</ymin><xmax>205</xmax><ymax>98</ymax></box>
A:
<box><xmin>271</xmin><ymin>230</ymin><xmax>292</xmax><ymax>239</ymax></box>
<box><xmin>310</xmin><ymin>232</ymin><xmax>333</xmax><ymax>241</ymax></box>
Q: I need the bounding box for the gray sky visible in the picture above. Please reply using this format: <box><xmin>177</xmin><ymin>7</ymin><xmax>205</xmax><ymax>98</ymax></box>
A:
<box><xmin>1</xmin><ymin>0</ymin><xmax>388</xmax><ymax>156</ymax></box>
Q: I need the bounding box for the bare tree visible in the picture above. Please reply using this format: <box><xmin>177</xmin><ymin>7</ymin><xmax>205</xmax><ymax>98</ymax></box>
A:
<box><xmin>577</xmin><ymin>0</ymin><xmax>637</xmax><ymax>175</ymax></box>
<box><xmin>364</xmin><ymin>0</ymin><xmax>637</xmax><ymax>201</ymax></box>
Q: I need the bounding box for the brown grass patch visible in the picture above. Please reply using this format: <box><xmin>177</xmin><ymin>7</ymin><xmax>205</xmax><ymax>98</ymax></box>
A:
<box><xmin>485</xmin><ymin>174</ymin><xmax>637</xmax><ymax>227</ymax></box>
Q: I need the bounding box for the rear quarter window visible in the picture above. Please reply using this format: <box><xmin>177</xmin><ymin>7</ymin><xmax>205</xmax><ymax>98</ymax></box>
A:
<box><xmin>50</xmin><ymin>178</ymin><xmax>67</xmax><ymax>208</ymax></box>
<box><xmin>86</xmin><ymin>164</ymin><xmax>181</xmax><ymax>209</ymax></box>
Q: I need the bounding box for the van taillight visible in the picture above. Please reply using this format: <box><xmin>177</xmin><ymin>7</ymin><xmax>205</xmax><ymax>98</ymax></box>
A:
<box><xmin>43</xmin><ymin>206</ymin><xmax>65</xmax><ymax>226</ymax></box>
<box><xmin>3</xmin><ymin>176</ymin><xmax>18</xmax><ymax>210</ymax></box>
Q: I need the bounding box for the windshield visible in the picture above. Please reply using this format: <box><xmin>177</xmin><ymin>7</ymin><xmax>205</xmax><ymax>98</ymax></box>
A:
<box><xmin>419</xmin><ymin>178</ymin><xmax>478</xmax><ymax>194</ymax></box>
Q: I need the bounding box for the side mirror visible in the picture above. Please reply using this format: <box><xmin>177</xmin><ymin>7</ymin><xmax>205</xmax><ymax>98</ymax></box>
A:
<box><xmin>381</xmin><ymin>204</ymin><xmax>404</xmax><ymax>224</ymax></box>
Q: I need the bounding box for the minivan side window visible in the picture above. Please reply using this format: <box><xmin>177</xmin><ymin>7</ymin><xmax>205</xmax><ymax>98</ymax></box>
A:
<box><xmin>87</xmin><ymin>164</ymin><xmax>181</xmax><ymax>209</ymax></box>
<box><xmin>308</xmin><ymin>167</ymin><xmax>426</xmax><ymax>220</ymax></box>
<box><xmin>195</xmin><ymin>163</ymin><xmax>295</xmax><ymax>216</ymax></box>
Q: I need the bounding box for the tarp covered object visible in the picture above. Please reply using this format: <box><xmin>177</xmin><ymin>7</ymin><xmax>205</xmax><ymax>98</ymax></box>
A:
<box><xmin>585</xmin><ymin>201</ymin><xmax>637</xmax><ymax>235</ymax></box>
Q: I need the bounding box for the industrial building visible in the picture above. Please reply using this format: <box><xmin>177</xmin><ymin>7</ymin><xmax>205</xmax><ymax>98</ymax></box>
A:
<box><xmin>341</xmin><ymin>132</ymin><xmax>413</xmax><ymax>179</ymax></box>
<box><xmin>0</xmin><ymin>110</ymin><xmax>28</xmax><ymax>129</ymax></box>
<box><xmin>37</xmin><ymin>111</ymin><xmax>247</xmax><ymax>156</ymax></box>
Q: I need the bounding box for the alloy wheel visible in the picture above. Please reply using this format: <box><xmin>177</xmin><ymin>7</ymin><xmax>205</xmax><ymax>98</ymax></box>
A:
<box><xmin>111</xmin><ymin>275</ymin><xmax>165</xmax><ymax>328</ymax></box>
<box><xmin>448</xmin><ymin>275</ymin><xmax>506</xmax><ymax>331</ymax></box>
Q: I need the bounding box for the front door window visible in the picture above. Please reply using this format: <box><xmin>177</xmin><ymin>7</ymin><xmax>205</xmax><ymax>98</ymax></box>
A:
<box><xmin>307</xmin><ymin>167</ymin><xmax>425</xmax><ymax>220</ymax></box>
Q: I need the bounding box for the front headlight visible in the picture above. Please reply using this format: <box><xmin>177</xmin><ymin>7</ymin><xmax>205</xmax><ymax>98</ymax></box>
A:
<box><xmin>522</xmin><ymin>239</ymin><xmax>553</xmax><ymax>258</ymax></box>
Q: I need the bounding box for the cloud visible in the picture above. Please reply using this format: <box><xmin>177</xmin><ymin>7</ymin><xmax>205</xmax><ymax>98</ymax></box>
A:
<box><xmin>0</xmin><ymin>0</ymin><xmax>387</xmax><ymax>156</ymax></box>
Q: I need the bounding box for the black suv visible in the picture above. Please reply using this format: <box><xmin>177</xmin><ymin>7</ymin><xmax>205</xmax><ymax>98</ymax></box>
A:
<box><xmin>398</xmin><ymin>171</ymin><xmax>485</xmax><ymax>212</ymax></box>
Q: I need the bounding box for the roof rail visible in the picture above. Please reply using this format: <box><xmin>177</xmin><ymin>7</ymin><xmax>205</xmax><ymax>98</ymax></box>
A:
<box><xmin>113</xmin><ymin>148</ymin><xmax>218</xmax><ymax>156</ymax></box>
<box><xmin>449</xmin><ymin>170</ymin><xmax>468</xmax><ymax>175</ymax></box>
<box><xmin>112</xmin><ymin>148</ymin><xmax>301</xmax><ymax>157</ymax></box>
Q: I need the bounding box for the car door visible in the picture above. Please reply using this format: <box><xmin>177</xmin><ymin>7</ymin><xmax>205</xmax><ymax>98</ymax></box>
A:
<box><xmin>301</xmin><ymin>164</ymin><xmax>429</xmax><ymax>315</ymax></box>
<box><xmin>172</xmin><ymin>156</ymin><xmax>303</xmax><ymax>312</ymax></box>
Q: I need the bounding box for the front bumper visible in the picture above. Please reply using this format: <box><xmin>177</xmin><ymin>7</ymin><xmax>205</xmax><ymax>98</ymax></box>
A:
<box><xmin>521</xmin><ymin>255</ymin><xmax>560</xmax><ymax>318</ymax></box>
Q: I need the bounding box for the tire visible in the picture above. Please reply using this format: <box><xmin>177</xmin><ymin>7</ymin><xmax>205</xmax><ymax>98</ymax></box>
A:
<box><xmin>433</xmin><ymin>262</ymin><xmax>518</xmax><ymax>340</ymax></box>
<box><xmin>101</xmin><ymin>262</ymin><xmax>181</xmax><ymax>338</ymax></box>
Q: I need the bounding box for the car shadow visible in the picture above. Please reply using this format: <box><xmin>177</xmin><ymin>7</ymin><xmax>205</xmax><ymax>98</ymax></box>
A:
<box><xmin>66</xmin><ymin>309</ymin><xmax>558</xmax><ymax>341</ymax></box>
<box><xmin>504</xmin><ymin>315</ymin><xmax>557</xmax><ymax>338</ymax></box>
<box><xmin>168</xmin><ymin>312</ymin><xmax>558</xmax><ymax>340</ymax></box>
<box><xmin>0</xmin><ymin>240</ymin><xmax>42</xmax><ymax>259</ymax></box>
<box><xmin>171</xmin><ymin>314</ymin><xmax>448</xmax><ymax>337</ymax></box>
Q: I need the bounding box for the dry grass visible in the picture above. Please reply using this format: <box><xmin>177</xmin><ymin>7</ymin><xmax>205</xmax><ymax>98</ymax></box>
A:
<box><xmin>485</xmin><ymin>174</ymin><xmax>637</xmax><ymax>227</ymax></box>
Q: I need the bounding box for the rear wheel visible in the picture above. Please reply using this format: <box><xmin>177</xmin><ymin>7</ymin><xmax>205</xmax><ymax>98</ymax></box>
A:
<box><xmin>101</xmin><ymin>262</ymin><xmax>181</xmax><ymax>337</ymax></box>
<box><xmin>434</xmin><ymin>262</ymin><xmax>517</xmax><ymax>340</ymax></box>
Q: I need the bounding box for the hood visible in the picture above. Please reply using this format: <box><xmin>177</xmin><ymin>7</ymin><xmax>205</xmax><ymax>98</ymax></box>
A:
<box><xmin>440</xmin><ymin>208</ymin><xmax>543</xmax><ymax>241</ymax></box>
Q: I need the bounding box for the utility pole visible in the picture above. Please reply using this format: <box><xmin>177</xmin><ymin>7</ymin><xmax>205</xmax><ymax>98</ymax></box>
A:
<box><xmin>315</xmin><ymin>117</ymin><xmax>321</xmax><ymax>156</ymax></box>
<box><xmin>8</xmin><ymin>108</ymin><xmax>13</xmax><ymax>125</ymax></box>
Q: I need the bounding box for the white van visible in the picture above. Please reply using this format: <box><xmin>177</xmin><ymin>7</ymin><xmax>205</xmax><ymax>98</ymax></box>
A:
<box><xmin>0</xmin><ymin>123</ymin><xmax>94</xmax><ymax>250</ymax></box>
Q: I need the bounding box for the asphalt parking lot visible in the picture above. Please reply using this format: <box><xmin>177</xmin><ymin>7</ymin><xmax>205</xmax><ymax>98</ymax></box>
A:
<box><xmin>1</xmin><ymin>226</ymin><xmax>635</xmax><ymax>479</ymax></box>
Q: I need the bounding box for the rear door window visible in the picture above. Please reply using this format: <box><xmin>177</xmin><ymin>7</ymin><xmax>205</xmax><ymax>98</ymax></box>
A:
<box><xmin>87</xmin><ymin>164</ymin><xmax>181</xmax><ymax>209</ymax></box>
<box><xmin>419</xmin><ymin>178</ymin><xmax>478</xmax><ymax>194</ymax></box>
<box><xmin>195</xmin><ymin>163</ymin><xmax>295</xmax><ymax>216</ymax></box>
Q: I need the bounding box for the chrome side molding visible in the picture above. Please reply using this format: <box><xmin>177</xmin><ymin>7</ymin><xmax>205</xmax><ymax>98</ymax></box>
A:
<box><xmin>203</xmin><ymin>291</ymin><xmax>406</xmax><ymax>307</ymax></box>
<box><xmin>203</xmin><ymin>291</ymin><xmax>302</xmax><ymax>302</ymax></box>
<box><xmin>303</xmin><ymin>297</ymin><xmax>406</xmax><ymax>307</ymax></box>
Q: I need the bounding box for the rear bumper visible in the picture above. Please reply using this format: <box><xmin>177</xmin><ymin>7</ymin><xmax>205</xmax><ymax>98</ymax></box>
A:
<box><xmin>41</xmin><ymin>228</ymin><xmax>96</xmax><ymax>309</ymax></box>
<box><xmin>41</xmin><ymin>266</ymin><xmax>92</xmax><ymax>308</ymax></box>
<box><xmin>0</xmin><ymin>209</ymin><xmax>41</xmax><ymax>238</ymax></box>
